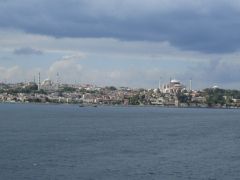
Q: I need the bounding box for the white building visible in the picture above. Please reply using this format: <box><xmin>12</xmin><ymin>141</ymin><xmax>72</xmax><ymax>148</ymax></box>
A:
<box><xmin>40</xmin><ymin>79</ymin><xmax>57</xmax><ymax>91</ymax></box>
<box><xmin>160</xmin><ymin>79</ymin><xmax>185</xmax><ymax>94</ymax></box>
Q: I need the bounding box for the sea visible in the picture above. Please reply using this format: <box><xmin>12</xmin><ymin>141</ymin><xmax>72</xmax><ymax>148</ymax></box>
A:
<box><xmin>0</xmin><ymin>103</ymin><xmax>240</xmax><ymax>180</ymax></box>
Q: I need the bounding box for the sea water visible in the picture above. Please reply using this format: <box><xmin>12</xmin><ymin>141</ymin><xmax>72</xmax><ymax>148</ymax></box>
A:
<box><xmin>0</xmin><ymin>103</ymin><xmax>240</xmax><ymax>180</ymax></box>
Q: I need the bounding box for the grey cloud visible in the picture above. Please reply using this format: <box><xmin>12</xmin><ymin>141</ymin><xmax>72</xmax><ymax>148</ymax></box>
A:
<box><xmin>203</xmin><ymin>60</ymin><xmax>240</xmax><ymax>83</ymax></box>
<box><xmin>0</xmin><ymin>56</ymin><xmax>12</xmax><ymax>61</ymax></box>
<box><xmin>1</xmin><ymin>0</ymin><xmax>240</xmax><ymax>53</ymax></box>
<box><xmin>179</xmin><ymin>59</ymin><xmax>240</xmax><ymax>89</ymax></box>
<box><xmin>13</xmin><ymin>47</ymin><xmax>43</xmax><ymax>55</ymax></box>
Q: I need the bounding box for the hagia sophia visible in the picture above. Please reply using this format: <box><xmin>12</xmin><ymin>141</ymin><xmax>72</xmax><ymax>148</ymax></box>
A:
<box><xmin>160</xmin><ymin>78</ymin><xmax>187</xmax><ymax>94</ymax></box>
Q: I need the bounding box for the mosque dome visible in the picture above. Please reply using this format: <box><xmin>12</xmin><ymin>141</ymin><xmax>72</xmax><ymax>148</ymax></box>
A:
<box><xmin>41</xmin><ymin>79</ymin><xmax>53</xmax><ymax>86</ymax></box>
<box><xmin>170</xmin><ymin>79</ymin><xmax>180</xmax><ymax>84</ymax></box>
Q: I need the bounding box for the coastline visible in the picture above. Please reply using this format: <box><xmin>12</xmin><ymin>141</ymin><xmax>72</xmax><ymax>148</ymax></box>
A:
<box><xmin>1</xmin><ymin>101</ymin><xmax>239</xmax><ymax>110</ymax></box>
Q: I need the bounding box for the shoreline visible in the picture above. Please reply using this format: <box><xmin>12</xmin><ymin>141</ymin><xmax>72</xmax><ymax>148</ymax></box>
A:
<box><xmin>1</xmin><ymin>101</ymin><xmax>239</xmax><ymax>110</ymax></box>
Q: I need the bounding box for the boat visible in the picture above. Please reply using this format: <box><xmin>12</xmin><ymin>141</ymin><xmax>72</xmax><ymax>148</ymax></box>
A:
<box><xmin>79</xmin><ymin>104</ymin><xmax>98</xmax><ymax>108</ymax></box>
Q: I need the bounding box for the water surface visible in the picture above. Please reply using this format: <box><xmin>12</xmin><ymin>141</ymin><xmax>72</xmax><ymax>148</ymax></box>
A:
<box><xmin>0</xmin><ymin>104</ymin><xmax>240</xmax><ymax>180</ymax></box>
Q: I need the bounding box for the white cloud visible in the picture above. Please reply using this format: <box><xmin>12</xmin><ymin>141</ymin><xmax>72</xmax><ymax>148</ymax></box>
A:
<box><xmin>0</xmin><ymin>65</ymin><xmax>22</xmax><ymax>82</ymax></box>
<box><xmin>61</xmin><ymin>53</ymin><xmax>86</xmax><ymax>60</ymax></box>
<box><xmin>1</xmin><ymin>30</ymin><xmax>240</xmax><ymax>89</ymax></box>
<box><xmin>75</xmin><ymin>68</ymin><xmax>169</xmax><ymax>88</ymax></box>
<box><xmin>48</xmin><ymin>54</ymin><xmax>83</xmax><ymax>83</ymax></box>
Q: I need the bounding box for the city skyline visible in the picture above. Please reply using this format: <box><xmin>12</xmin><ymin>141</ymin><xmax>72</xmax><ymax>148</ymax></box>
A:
<box><xmin>1</xmin><ymin>0</ymin><xmax>240</xmax><ymax>89</ymax></box>
<box><xmin>0</xmin><ymin>74</ymin><xmax>227</xmax><ymax>92</ymax></box>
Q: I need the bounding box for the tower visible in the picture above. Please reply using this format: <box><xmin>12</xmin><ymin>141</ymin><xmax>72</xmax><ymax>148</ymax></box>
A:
<box><xmin>38</xmin><ymin>72</ymin><xmax>41</xmax><ymax>90</ymax></box>
<box><xmin>189</xmin><ymin>78</ymin><xmax>192</xmax><ymax>92</ymax></box>
<box><xmin>56</xmin><ymin>72</ymin><xmax>60</xmax><ymax>90</ymax></box>
<box><xmin>158</xmin><ymin>77</ymin><xmax>162</xmax><ymax>90</ymax></box>
<box><xmin>169</xmin><ymin>77</ymin><xmax>172</xmax><ymax>93</ymax></box>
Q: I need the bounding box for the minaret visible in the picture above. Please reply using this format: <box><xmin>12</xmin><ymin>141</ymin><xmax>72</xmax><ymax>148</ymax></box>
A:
<box><xmin>189</xmin><ymin>78</ymin><xmax>192</xmax><ymax>92</ymax></box>
<box><xmin>158</xmin><ymin>77</ymin><xmax>162</xmax><ymax>90</ymax></box>
<box><xmin>38</xmin><ymin>72</ymin><xmax>41</xmax><ymax>90</ymax></box>
<box><xmin>56</xmin><ymin>72</ymin><xmax>60</xmax><ymax>90</ymax></box>
<box><xmin>170</xmin><ymin>77</ymin><xmax>172</xmax><ymax>86</ymax></box>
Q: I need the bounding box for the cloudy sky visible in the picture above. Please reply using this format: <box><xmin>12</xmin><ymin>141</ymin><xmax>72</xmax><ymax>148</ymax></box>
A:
<box><xmin>1</xmin><ymin>0</ymin><xmax>240</xmax><ymax>89</ymax></box>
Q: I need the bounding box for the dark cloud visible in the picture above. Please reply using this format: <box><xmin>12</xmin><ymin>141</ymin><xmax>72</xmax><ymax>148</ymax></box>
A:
<box><xmin>13</xmin><ymin>47</ymin><xmax>43</xmax><ymax>55</ymax></box>
<box><xmin>1</xmin><ymin>0</ymin><xmax>240</xmax><ymax>53</ymax></box>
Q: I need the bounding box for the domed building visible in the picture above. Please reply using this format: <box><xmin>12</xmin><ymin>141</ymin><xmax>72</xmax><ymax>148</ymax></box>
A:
<box><xmin>40</xmin><ymin>78</ymin><xmax>56</xmax><ymax>91</ymax></box>
<box><xmin>160</xmin><ymin>79</ymin><xmax>185</xmax><ymax>94</ymax></box>
<box><xmin>41</xmin><ymin>79</ymin><xmax>53</xmax><ymax>86</ymax></box>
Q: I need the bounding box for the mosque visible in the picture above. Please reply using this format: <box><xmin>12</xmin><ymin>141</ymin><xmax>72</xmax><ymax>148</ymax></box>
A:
<box><xmin>160</xmin><ymin>78</ymin><xmax>186</xmax><ymax>94</ymax></box>
<box><xmin>38</xmin><ymin>78</ymin><xmax>60</xmax><ymax>91</ymax></box>
<box><xmin>37</xmin><ymin>72</ymin><xmax>60</xmax><ymax>91</ymax></box>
